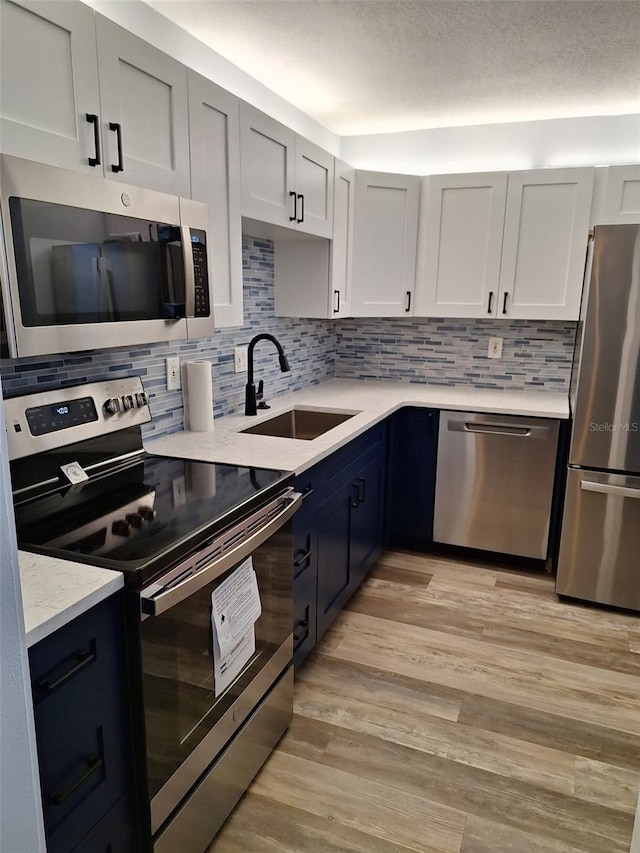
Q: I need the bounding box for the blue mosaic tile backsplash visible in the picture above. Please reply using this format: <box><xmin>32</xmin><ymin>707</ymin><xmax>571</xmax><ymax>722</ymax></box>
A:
<box><xmin>1</xmin><ymin>236</ymin><xmax>576</xmax><ymax>440</ymax></box>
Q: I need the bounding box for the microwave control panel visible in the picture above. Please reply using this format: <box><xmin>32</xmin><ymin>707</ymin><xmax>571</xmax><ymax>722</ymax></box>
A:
<box><xmin>191</xmin><ymin>229</ymin><xmax>210</xmax><ymax>318</ymax></box>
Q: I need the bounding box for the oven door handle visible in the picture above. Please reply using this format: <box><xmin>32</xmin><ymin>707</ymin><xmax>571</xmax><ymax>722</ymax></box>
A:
<box><xmin>139</xmin><ymin>491</ymin><xmax>303</xmax><ymax>618</ymax></box>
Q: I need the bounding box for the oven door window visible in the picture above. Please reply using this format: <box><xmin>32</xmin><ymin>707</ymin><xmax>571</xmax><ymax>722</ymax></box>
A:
<box><xmin>9</xmin><ymin>197</ymin><xmax>186</xmax><ymax>325</ymax></box>
<box><xmin>140</xmin><ymin>525</ymin><xmax>292</xmax><ymax>801</ymax></box>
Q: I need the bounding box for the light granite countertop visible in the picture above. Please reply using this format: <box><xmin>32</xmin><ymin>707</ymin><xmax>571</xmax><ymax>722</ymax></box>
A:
<box><xmin>20</xmin><ymin>551</ymin><xmax>124</xmax><ymax>647</ymax></box>
<box><xmin>146</xmin><ymin>378</ymin><xmax>570</xmax><ymax>475</ymax></box>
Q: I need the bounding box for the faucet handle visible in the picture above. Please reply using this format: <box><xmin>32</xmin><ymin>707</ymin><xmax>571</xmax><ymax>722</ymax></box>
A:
<box><xmin>256</xmin><ymin>379</ymin><xmax>264</xmax><ymax>400</ymax></box>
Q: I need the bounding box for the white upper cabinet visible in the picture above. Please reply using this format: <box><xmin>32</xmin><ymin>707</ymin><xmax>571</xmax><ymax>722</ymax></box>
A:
<box><xmin>188</xmin><ymin>72</ymin><xmax>243</xmax><ymax>328</ymax></box>
<box><xmin>95</xmin><ymin>16</ymin><xmax>190</xmax><ymax>196</ymax></box>
<box><xmin>240</xmin><ymin>103</ymin><xmax>334</xmax><ymax>237</ymax></box>
<box><xmin>415</xmin><ymin>166</ymin><xmax>594</xmax><ymax>321</ymax></box>
<box><xmin>0</xmin><ymin>0</ymin><xmax>100</xmax><ymax>171</ymax></box>
<box><xmin>330</xmin><ymin>159</ymin><xmax>355</xmax><ymax>317</ymax></box>
<box><xmin>593</xmin><ymin>165</ymin><xmax>640</xmax><ymax>224</ymax></box>
<box><xmin>499</xmin><ymin>167</ymin><xmax>594</xmax><ymax>320</ymax></box>
<box><xmin>414</xmin><ymin>172</ymin><xmax>508</xmax><ymax>318</ymax></box>
<box><xmin>350</xmin><ymin>171</ymin><xmax>420</xmax><ymax>317</ymax></box>
<box><xmin>0</xmin><ymin>1</ymin><xmax>191</xmax><ymax>196</ymax></box>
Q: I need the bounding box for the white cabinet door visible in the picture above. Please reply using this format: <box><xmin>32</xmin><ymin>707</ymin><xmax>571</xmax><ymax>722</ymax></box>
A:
<box><xmin>350</xmin><ymin>171</ymin><xmax>420</xmax><ymax>317</ymax></box>
<box><xmin>596</xmin><ymin>165</ymin><xmax>640</xmax><ymax>224</ymax></box>
<box><xmin>295</xmin><ymin>137</ymin><xmax>334</xmax><ymax>238</ymax></box>
<box><xmin>240</xmin><ymin>103</ymin><xmax>296</xmax><ymax>227</ymax></box>
<box><xmin>0</xmin><ymin>0</ymin><xmax>101</xmax><ymax>171</ymax></box>
<box><xmin>499</xmin><ymin>168</ymin><xmax>594</xmax><ymax>320</ymax></box>
<box><xmin>188</xmin><ymin>72</ymin><xmax>243</xmax><ymax>328</ymax></box>
<box><xmin>414</xmin><ymin>172</ymin><xmax>508</xmax><ymax>318</ymax></box>
<box><xmin>330</xmin><ymin>159</ymin><xmax>355</xmax><ymax>317</ymax></box>
<box><xmin>95</xmin><ymin>16</ymin><xmax>190</xmax><ymax>196</ymax></box>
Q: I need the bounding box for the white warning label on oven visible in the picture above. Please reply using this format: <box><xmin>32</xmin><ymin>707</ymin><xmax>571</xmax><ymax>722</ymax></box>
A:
<box><xmin>211</xmin><ymin>557</ymin><xmax>261</xmax><ymax>696</ymax></box>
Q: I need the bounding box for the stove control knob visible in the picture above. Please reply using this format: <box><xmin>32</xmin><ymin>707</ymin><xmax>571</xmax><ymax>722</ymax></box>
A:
<box><xmin>126</xmin><ymin>513</ymin><xmax>143</xmax><ymax>529</ymax></box>
<box><xmin>121</xmin><ymin>394</ymin><xmax>134</xmax><ymax>411</ymax></box>
<box><xmin>138</xmin><ymin>506</ymin><xmax>156</xmax><ymax>522</ymax></box>
<box><xmin>112</xmin><ymin>520</ymin><xmax>130</xmax><ymax>537</ymax></box>
<box><xmin>136</xmin><ymin>392</ymin><xmax>148</xmax><ymax>408</ymax></box>
<box><xmin>104</xmin><ymin>397</ymin><xmax>121</xmax><ymax>416</ymax></box>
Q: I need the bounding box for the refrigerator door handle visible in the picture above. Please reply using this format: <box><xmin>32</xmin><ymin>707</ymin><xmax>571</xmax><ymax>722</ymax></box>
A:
<box><xmin>580</xmin><ymin>480</ymin><xmax>640</xmax><ymax>500</ymax></box>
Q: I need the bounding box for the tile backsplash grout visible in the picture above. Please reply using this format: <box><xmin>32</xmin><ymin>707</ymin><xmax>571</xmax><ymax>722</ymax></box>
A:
<box><xmin>1</xmin><ymin>236</ymin><xmax>576</xmax><ymax>441</ymax></box>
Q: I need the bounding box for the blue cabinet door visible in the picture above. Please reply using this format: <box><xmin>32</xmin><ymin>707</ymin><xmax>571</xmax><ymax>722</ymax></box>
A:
<box><xmin>350</xmin><ymin>451</ymin><xmax>386</xmax><ymax>588</ymax></box>
<box><xmin>316</xmin><ymin>480</ymin><xmax>352</xmax><ymax>641</ymax></box>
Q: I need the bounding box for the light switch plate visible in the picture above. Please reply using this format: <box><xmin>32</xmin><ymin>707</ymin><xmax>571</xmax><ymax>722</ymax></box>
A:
<box><xmin>488</xmin><ymin>337</ymin><xmax>503</xmax><ymax>359</ymax></box>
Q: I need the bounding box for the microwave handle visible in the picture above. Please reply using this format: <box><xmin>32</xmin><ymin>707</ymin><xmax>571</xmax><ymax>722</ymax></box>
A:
<box><xmin>181</xmin><ymin>226</ymin><xmax>195</xmax><ymax>318</ymax></box>
<box><xmin>140</xmin><ymin>491</ymin><xmax>303</xmax><ymax>617</ymax></box>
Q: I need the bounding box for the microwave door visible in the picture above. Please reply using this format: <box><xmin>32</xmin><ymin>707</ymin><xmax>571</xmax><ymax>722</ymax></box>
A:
<box><xmin>50</xmin><ymin>243</ymin><xmax>114</xmax><ymax>319</ymax></box>
<box><xmin>101</xmin><ymin>240</ymin><xmax>165</xmax><ymax>320</ymax></box>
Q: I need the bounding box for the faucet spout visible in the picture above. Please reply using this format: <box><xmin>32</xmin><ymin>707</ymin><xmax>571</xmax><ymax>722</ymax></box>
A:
<box><xmin>244</xmin><ymin>333</ymin><xmax>290</xmax><ymax>416</ymax></box>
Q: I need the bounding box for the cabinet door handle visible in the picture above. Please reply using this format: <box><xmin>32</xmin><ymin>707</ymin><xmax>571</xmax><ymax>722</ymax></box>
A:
<box><xmin>33</xmin><ymin>646</ymin><xmax>96</xmax><ymax>703</ymax></box>
<box><xmin>293</xmin><ymin>617</ymin><xmax>310</xmax><ymax>647</ymax></box>
<box><xmin>333</xmin><ymin>290</ymin><xmax>341</xmax><ymax>314</ymax></box>
<box><xmin>46</xmin><ymin>754</ymin><xmax>103</xmax><ymax>807</ymax></box>
<box><xmin>85</xmin><ymin>113</ymin><xmax>101</xmax><ymax>167</ymax></box>
<box><xmin>356</xmin><ymin>477</ymin><xmax>366</xmax><ymax>504</ymax></box>
<box><xmin>351</xmin><ymin>482</ymin><xmax>360</xmax><ymax>508</ymax></box>
<box><xmin>502</xmin><ymin>291</ymin><xmax>509</xmax><ymax>314</ymax></box>
<box><xmin>109</xmin><ymin>122</ymin><xmax>124</xmax><ymax>173</ymax></box>
<box><xmin>289</xmin><ymin>191</ymin><xmax>297</xmax><ymax>222</ymax></box>
<box><xmin>487</xmin><ymin>291</ymin><xmax>494</xmax><ymax>314</ymax></box>
<box><xmin>293</xmin><ymin>548</ymin><xmax>312</xmax><ymax>569</ymax></box>
<box><xmin>405</xmin><ymin>291</ymin><xmax>412</xmax><ymax>312</ymax></box>
<box><xmin>301</xmin><ymin>486</ymin><xmax>314</xmax><ymax>500</ymax></box>
<box><xmin>297</xmin><ymin>193</ymin><xmax>304</xmax><ymax>224</ymax></box>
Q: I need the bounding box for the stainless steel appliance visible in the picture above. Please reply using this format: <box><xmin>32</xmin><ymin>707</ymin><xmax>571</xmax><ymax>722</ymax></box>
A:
<box><xmin>434</xmin><ymin>411</ymin><xmax>560</xmax><ymax>559</ymax></box>
<box><xmin>557</xmin><ymin>224</ymin><xmax>640</xmax><ymax>610</ymax></box>
<box><xmin>0</xmin><ymin>154</ymin><xmax>213</xmax><ymax>358</ymax></box>
<box><xmin>6</xmin><ymin>377</ymin><xmax>301</xmax><ymax>852</ymax></box>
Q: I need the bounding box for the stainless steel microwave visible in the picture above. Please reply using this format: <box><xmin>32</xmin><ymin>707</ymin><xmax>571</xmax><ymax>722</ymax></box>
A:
<box><xmin>0</xmin><ymin>155</ymin><xmax>213</xmax><ymax>359</ymax></box>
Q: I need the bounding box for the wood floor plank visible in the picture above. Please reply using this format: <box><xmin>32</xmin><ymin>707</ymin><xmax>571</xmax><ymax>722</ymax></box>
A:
<box><xmin>573</xmin><ymin>756</ymin><xmax>640</xmax><ymax>814</ymax></box>
<box><xmin>376</xmin><ymin>552</ymin><xmax>498</xmax><ymax>586</ymax></box>
<box><xmin>210</xmin><ymin>792</ymin><xmax>418</xmax><ymax>853</ymax></box>
<box><xmin>279</xmin><ymin>717</ymin><xmax>634</xmax><ymax>853</ymax></box>
<box><xmin>458</xmin><ymin>693</ymin><xmax>640</xmax><ymax>773</ymax></box>
<box><xmin>630</xmin><ymin>631</ymin><xmax>640</xmax><ymax>654</ymax></box>
<box><xmin>368</xmin><ymin>561</ymin><xmax>435</xmax><ymax>588</ymax></box>
<box><xmin>460</xmin><ymin>814</ymin><xmax>589</xmax><ymax>853</ymax></box>
<box><xmin>248</xmin><ymin>749</ymin><xmax>467</xmax><ymax>853</ymax></box>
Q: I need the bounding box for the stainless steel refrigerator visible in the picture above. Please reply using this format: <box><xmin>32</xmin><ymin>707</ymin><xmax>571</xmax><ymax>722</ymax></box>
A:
<box><xmin>557</xmin><ymin>224</ymin><xmax>640</xmax><ymax>611</ymax></box>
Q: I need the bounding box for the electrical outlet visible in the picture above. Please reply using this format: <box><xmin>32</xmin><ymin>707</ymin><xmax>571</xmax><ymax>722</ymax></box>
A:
<box><xmin>234</xmin><ymin>346</ymin><xmax>247</xmax><ymax>374</ymax></box>
<box><xmin>166</xmin><ymin>357</ymin><xmax>181</xmax><ymax>390</ymax></box>
<box><xmin>487</xmin><ymin>337</ymin><xmax>503</xmax><ymax>359</ymax></box>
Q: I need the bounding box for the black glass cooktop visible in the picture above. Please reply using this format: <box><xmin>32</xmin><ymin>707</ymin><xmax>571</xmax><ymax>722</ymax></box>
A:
<box><xmin>13</xmin><ymin>453</ymin><xmax>289</xmax><ymax>586</ymax></box>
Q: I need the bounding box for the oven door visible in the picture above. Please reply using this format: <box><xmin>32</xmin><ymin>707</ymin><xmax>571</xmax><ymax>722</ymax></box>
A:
<box><xmin>0</xmin><ymin>154</ymin><xmax>212</xmax><ymax>357</ymax></box>
<box><xmin>138</xmin><ymin>490</ymin><xmax>301</xmax><ymax>838</ymax></box>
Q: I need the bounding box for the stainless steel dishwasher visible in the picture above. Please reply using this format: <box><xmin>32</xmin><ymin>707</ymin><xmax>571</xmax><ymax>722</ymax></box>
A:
<box><xmin>434</xmin><ymin>412</ymin><xmax>560</xmax><ymax>559</ymax></box>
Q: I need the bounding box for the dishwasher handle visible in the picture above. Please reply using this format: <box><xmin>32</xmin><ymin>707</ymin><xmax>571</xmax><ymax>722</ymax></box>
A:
<box><xmin>448</xmin><ymin>419</ymin><xmax>550</xmax><ymax>439</ymax></box>
<box><xmin>140</xmin><ymin>491</ymin><xmax>303</xmax><ymax>617</ymax></box>
<box><xmin>581</xmin><ymin>480</ymin><xmax>640</xmax><ymax>500</ymax></box>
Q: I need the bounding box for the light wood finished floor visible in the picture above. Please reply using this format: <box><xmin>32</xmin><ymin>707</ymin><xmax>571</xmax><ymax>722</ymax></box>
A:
<box><xmin>211</xmin><ymin>550</ymin><xmax>640</xmax><ymax>853</ymax></box>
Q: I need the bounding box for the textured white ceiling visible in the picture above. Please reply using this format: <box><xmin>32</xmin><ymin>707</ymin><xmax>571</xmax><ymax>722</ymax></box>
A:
<box><xmin>143</xmin><ymin>0</ymin><xmax>640</xmax><ymax>136</ymax></box>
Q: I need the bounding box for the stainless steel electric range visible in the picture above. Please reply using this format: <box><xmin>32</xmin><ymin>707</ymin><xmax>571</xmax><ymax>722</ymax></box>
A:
<box><xmin>6</xmin><ymin>377</ymin><xmax>301</xmax><ymax>853</ymax></box>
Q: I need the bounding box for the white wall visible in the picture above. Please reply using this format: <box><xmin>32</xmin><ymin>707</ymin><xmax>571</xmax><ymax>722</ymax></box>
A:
<box><xmin>341</xmin><ymin>114</ymin><xmax>640</xmax><ymax>174</ymax></box>
<box><xmin>0</xmin><ymin>392</ymin><xmax>46</xmax><ymax>853</ymax></box>
<box><xmin>82</xmin><ymin>0</ymin><xmax>341</xmax><ymax>156</ymax></box>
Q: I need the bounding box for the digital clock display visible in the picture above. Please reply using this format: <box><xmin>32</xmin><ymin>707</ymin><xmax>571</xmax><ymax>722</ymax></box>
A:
<box><xmin>26</xmin><ymin>396</ymin><xmax>98</xmax><ymax>436</ymax></box>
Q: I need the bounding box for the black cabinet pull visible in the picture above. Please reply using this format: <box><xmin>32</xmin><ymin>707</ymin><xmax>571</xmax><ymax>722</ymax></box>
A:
<box><xmin>487</xmin><ymin>291</ymin><xmax>494</xmax><ymax>314</ymax></box>
<box><xmin>47</xmin><ymin>754</ymin><xmax>103</xmax><ymax>807</ymax></box>
<box><xmin>301</xmin><ymin>486</ymin><xmax>314</xmax><ymax>500</ymax></box>
<box><xmin>297</xmin><ymin>193</ymin><xmax>304</xmax><ymax>223</ymax></box>
<box><xmin>405</xmin><ymin>291</ymin><xmax>412</xmax><ymax>312</ymax></box>
<box><xmin>33</xmin><ymin>647</ymin><xmax>95</xmax><ymax>703</ymax></box>
<box><xmin>289</xmin><ymin>191</ymin><xmax>297</xmax><ymax>222</ymax></box>
<box><xmin>293</xmin><ymin>548</ymin><xmax>312</xmax><ymax>569</ymax></box>
<box><xmin>351</xmin><ymin>482</ymin><xmax>360</xmax><ymax>508</ymax></box>
<box><xmin>109</xmin><ymin>122</ymin><xmax>124</xmax><ymax>173</ymax></box>
<box><xmin>85</xmin><ymin>113</ymin><xmax>101</xmax><ymax>167</ymax></box>
<box><xmin>502</xmin><ymin>291</ymin><xmax>509</xmax><ymax>314</ymax></box>
<box><xmin>356</xmin><ymin>477</ymin><xmax>365</xmax><ymax>504</ymax></box>
<box><xmin>333</xmin><ymin>289</ymin><xmax>341</xmax><ymax>314</ymax></box>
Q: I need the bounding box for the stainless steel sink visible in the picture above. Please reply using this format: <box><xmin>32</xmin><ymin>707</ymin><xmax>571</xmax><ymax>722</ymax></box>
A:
<box><xmin>241</xmin><ymin>408</ymin><xmax>358</xmax><ymax>440</ymax></box>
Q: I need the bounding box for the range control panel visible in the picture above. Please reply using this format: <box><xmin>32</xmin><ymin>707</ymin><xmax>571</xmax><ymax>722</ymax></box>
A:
<box><xmin>5</xmin><ymin>377</ymin><xmax>152</xmax><ymax>461</ymax></box>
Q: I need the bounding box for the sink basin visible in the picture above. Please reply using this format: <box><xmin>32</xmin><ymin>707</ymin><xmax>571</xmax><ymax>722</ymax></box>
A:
<box><xmin>241</xmin><ymin>408</ymin><xmax>358</xmax><ymax>440</ymax></box>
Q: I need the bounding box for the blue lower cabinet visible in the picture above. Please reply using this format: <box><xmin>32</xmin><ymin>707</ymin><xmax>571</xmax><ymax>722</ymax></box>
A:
<box><xmin>386</xmin><ymin>408</ymin><xmax>438</xmax><ymax>550</ymax></box>
<box><xmin>70</xmin><ymin>795</ymin><xmax>136</xmax><ymax>853</ymax></box>
<box><xmin>294</xmin><ymin>421</ymin><xmax>388</xmax><ymax>656</ymax></box>
<box><xmin>293</xmin><ymin>575</ymin><xmax>317</xmax><ymax>669</ymax></box>
<box><xmin>28</xmin><ymin>593</ymin><xmax>136</xmax><ymax>853</ymax></box>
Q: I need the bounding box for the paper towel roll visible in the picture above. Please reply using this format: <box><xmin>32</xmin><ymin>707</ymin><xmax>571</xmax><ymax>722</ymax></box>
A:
<box><xmin>184</xmin><ymin>360</ymin><xmax>214</xmax><ymax>432</ymax></box>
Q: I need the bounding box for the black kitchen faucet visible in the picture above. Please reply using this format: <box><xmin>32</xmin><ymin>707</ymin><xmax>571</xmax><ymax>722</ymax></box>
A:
<box><xmin>244</xmin><ymin>333</ymin><xmax>290</xmax><ymax>415</ymax></box>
